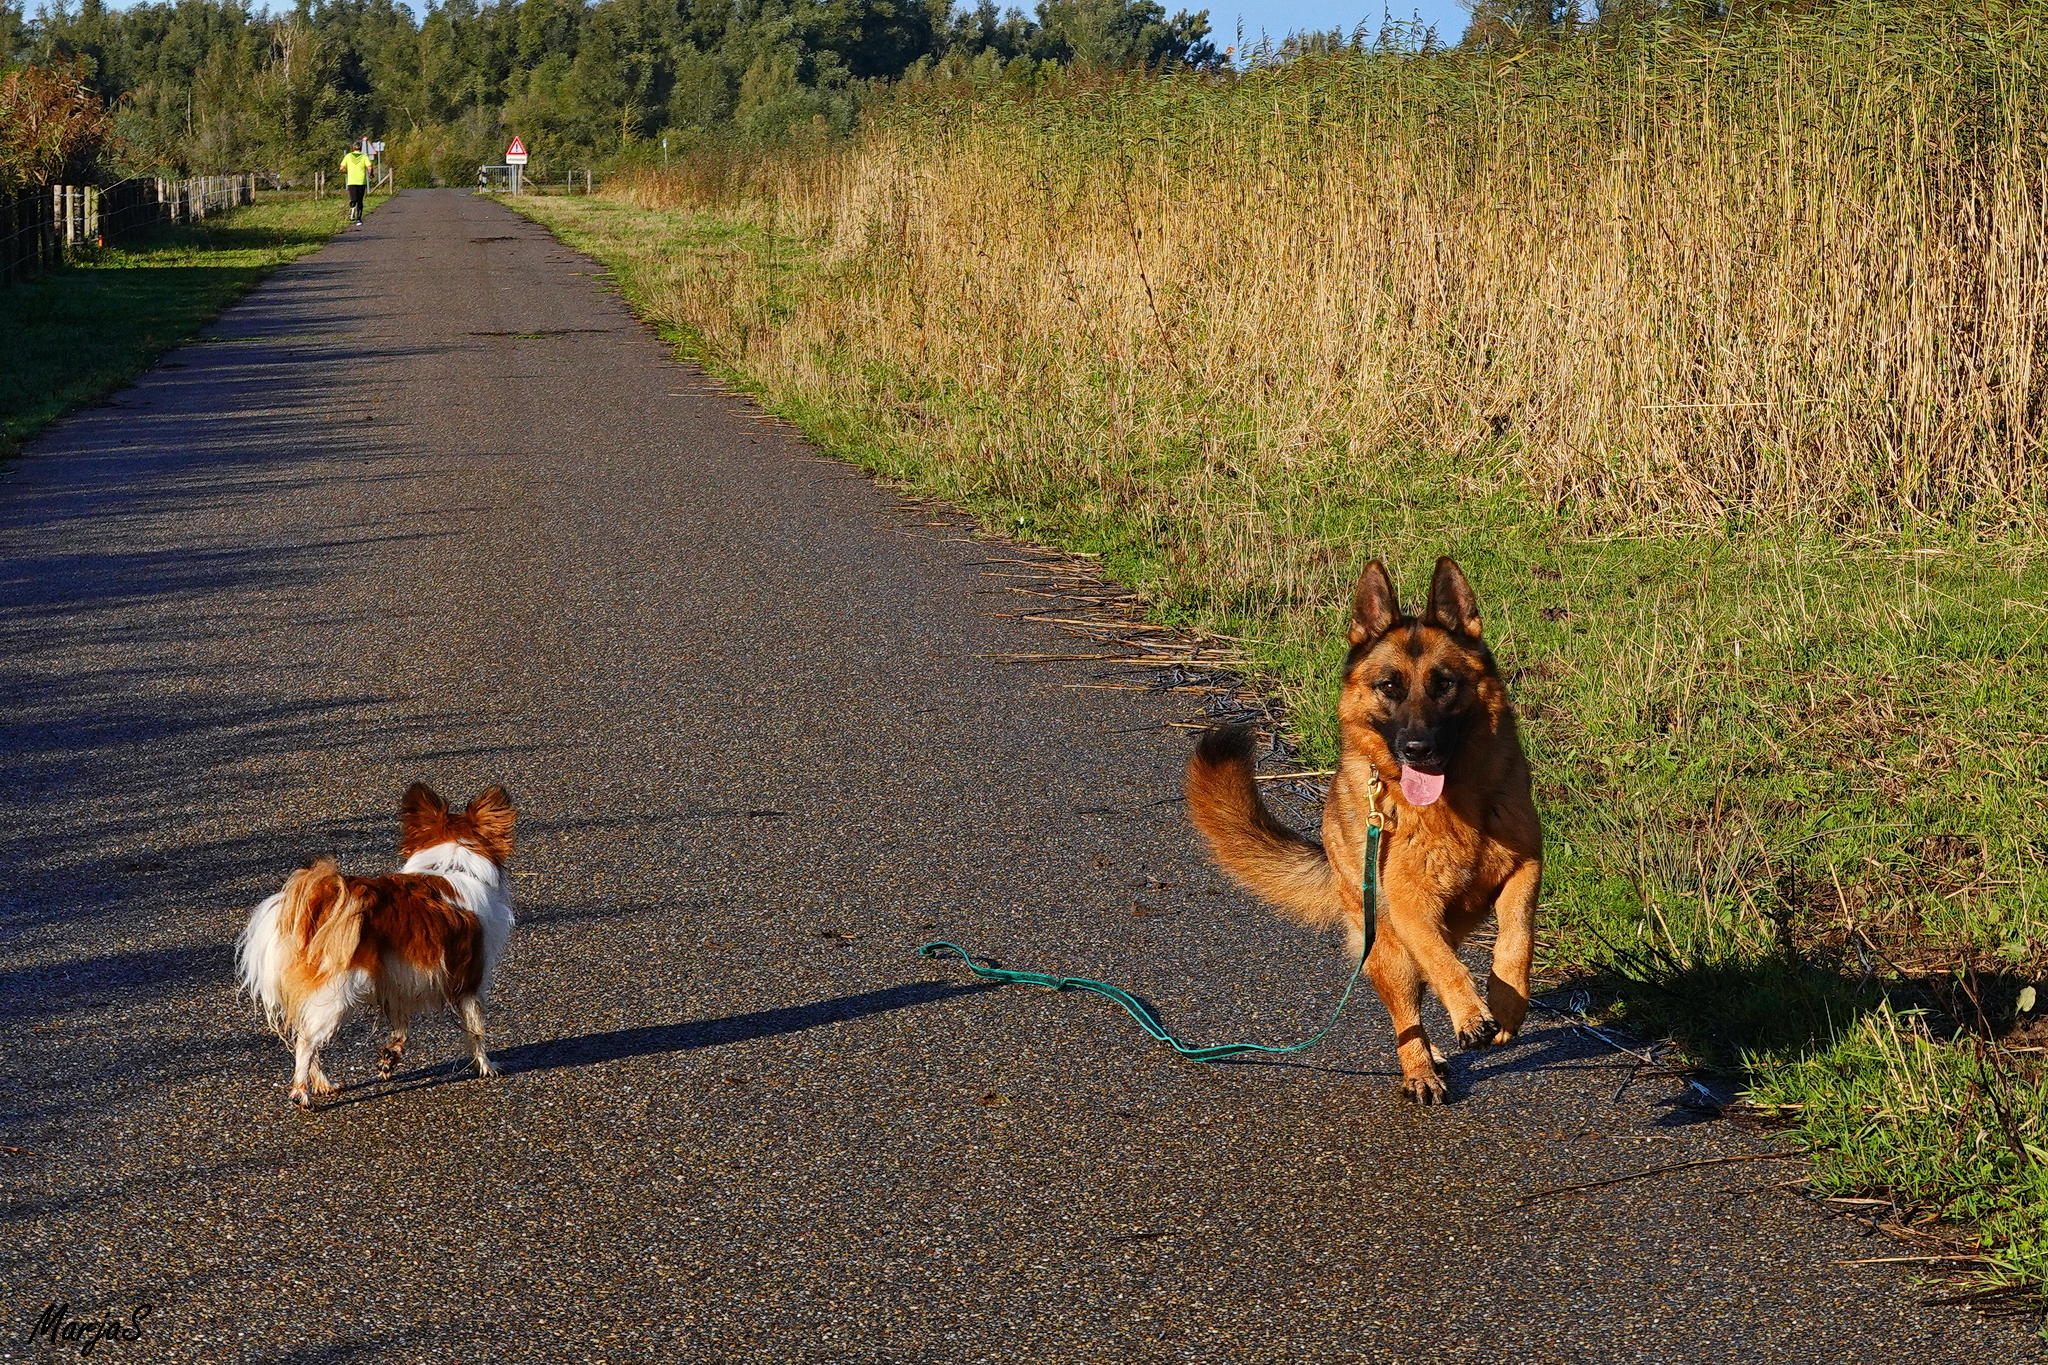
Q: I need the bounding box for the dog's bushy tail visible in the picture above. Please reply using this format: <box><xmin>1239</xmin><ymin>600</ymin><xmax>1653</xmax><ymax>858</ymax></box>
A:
<box><xmin>1185</xmin><ymin>726</ymin><xmax>1344</xmax><ymax>932</ymax></box>
<box><xmin>237</xmin><ymin>858</ymin><xmax>361</xmax><ymax>1038</ymax></box>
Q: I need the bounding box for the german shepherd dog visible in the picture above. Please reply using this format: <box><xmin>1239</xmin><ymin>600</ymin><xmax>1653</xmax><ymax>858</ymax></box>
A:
<box><xmin>1186</xmin><ymin>557</ymin><xmax>1541</xmax><ymax>1102</ymax></box>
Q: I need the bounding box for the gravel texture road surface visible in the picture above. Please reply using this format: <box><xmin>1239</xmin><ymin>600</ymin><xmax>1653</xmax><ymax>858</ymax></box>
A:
<box><xmin>2</xmin><ymin>190</ymin><xmax>2037</xmax><ymax>1363</ymax></box>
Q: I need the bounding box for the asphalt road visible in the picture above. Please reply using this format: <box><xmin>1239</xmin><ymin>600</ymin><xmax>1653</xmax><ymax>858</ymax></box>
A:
<box><xmin>1</xmin><ymin>189</ymin><xmax>2036</xmax><ymax>1364</ymax></box>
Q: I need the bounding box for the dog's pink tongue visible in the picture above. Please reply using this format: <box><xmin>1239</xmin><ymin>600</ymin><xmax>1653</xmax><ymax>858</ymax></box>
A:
<box><xmin>1400</xmin><ymin>765</ymin><xmax>1445</xmax><ymax>806</ymax></box>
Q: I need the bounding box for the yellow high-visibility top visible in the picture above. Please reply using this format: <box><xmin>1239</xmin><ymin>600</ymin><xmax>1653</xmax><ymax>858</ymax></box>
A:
<box><xmin>340</xmin><ymin>150</ymin><xmax>374</xmax><ymax>186</ymax></box>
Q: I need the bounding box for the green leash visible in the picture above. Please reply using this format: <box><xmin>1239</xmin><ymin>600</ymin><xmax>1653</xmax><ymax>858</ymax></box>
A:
<box><xmin>919</xmin><ymin>821</ymin><xmax>1381</xmax><ymax>1062</ymax></box>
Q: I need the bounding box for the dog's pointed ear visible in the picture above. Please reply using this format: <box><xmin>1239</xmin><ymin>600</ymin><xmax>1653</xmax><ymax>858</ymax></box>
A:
<box><xmin>465</xmin><ymin>786</ymin><xmax>516</xmax><ymax>862</ymax></box>
<box><xmin>1349</xmin><ymin>560</ymin><xmax>1400</xmax><ymax>645</ymax></box>
<box><xmin>1425</xmin><ymin>556</ymin><xmax>1483</xmax><ymax>638</ymax></box>
<box><xmin>399</xmin><ymin>783</ymin><xmax>449</xmax><ymax>854</ymax></box>
<box><xmin>402</xmin><ymin>782</ymin><xmax>447</xmax><ymax>824</ymax></box>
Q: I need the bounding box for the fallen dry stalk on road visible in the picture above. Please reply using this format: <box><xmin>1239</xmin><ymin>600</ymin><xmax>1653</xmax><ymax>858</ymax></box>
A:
<box><xmin>1509</xmin><ymin>1152</ymin><xmax>1805</xmax><ymax>1207</ymax></box>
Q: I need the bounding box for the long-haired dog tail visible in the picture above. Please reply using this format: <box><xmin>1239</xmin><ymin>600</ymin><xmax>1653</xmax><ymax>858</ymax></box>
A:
<box><xmin>236</xmin><ymin>857</ymin><xmax>361</xmax><ymax>1038</ymax></box>
<box><xmin>1185</xmin><ymin>725</ymin><xmax>1345</xmax><ymax>932</ymax></box>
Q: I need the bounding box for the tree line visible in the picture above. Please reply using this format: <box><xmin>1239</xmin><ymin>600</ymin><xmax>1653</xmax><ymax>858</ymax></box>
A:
<box><xmin>1</xmin><ymin>0</ymin><xmax>1854</xmax><ymax>188</ymax></box>
<box><xmin>1</xmin><ymin>0</ymin><xmax>1220</xmax><ymax>183</ymax></box>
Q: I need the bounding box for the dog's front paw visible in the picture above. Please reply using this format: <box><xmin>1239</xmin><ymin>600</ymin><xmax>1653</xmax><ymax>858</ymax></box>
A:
<box><xmin>1456</xmin><ymin>1014</ymin><xmax>1500</xmax><ymax>1051</ymax></box>
<box><xmin>472</xmin><ymin>1057</ymin><xmax>499</xmax><ymax>1078</ymax></box>
<box><xmin>1397</xmin><ymin>1072</ymin><xmax>1449</xmax><ymax>1105</ymax></box>
<box><xmin>376</xmin><ymin>1044</ymin><xmax>405</xmax><ymax>1077</ymax></box>
<box><xmin>289</xmin><ymin>1084</ymin><xmax>310</xmax><ymax>1108</ymax></box>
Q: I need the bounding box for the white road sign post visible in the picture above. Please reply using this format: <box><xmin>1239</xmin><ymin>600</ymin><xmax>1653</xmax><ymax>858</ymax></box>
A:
<box><xmin>505</xmin><ymin>137</ymin><xmax>528</xmax><ymax>195</ymax></box>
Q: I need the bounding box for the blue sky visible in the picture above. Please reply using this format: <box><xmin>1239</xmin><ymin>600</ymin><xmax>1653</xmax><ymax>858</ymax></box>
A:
<box><xmin>1220</xmin><ymin>0</ymin><xmax>1469</xmax><ymax>47</ymax></box>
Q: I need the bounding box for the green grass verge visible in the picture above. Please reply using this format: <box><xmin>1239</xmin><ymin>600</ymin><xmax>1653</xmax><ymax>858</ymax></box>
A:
<box><xmin>0</xmin><ymin>189</ymin><xmax>388</xmax><ymax>458</ymax></box>
<box><xmin>1748</xmin><ymin>1002</ymin><xmax>2048</xmax><ymax>1310</ymax></box>
<box><xmin>512</xmin><ymin>192</ymin><xmax>2048</xmax><ymax>1314</ymax></box>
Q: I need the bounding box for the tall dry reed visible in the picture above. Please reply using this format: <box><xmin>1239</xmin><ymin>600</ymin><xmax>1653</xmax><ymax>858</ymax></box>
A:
<box><xmin>613</xmin><ymin>1</ymin><xmax>2048</xmax><ymax>537</ymax></box>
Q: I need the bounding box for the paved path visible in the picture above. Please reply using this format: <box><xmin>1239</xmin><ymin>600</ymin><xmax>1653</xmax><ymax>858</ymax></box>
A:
<box><xmin>0</xmin><ymin>190</ymin><xmax>2035</xmax><ymax>1364</ymax></box>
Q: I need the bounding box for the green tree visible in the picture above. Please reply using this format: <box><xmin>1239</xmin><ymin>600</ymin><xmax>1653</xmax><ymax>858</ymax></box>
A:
<box><xmin>1033</xmin><ymin>0</ymin><xmax>1215</xmax><ymax>68</ymax></box>
<box><xmin>12</xmin><ymin>0</ymin><xmax>1223</xmax><ymax>182</ymax></box>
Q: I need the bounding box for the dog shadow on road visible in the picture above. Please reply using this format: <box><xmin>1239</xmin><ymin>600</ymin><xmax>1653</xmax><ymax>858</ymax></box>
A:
<box><xmin>321</xmin><ymin>979</ymin><xmax>998</xmax><ymax>1106</ymax></box>
<box><xmin>1214</xmin><ymin>1017</ymin><xmax>1688</xmax><ymax>1108</ymax></box>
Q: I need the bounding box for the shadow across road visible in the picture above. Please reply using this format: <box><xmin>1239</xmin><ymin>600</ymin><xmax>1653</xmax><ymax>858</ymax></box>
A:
<box><xmin>495</xmin><ymin>979</ymin><xmax>998</xmax><ymax>1075</ymax></box>
<box><xmin>319</xmin><ymin>979</ymin><xmax>998</xmax><ymax>1107</ymax></box>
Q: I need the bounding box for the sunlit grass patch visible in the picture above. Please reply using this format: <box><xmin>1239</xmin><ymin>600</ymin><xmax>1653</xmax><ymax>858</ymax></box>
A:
<box><xmin>0</xmin><ymin>190</ymin><xmax>382</xmax><ymax>457</ymax></box>
<box><xmin>1749</xmin><ymin>1004</ymin><xmax>2048</xmax><ymax>1310</ymax></box>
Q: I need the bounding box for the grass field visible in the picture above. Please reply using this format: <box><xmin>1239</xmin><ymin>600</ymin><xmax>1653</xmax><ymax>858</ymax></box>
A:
<box><xmin>512</xmin><ymin>13</ymin><xmax>2048</xmax><ymax>1306</ymax></box>
<box><xmin>0</xmin><ymin>189</ymin><xmax>385</xmax><ymax>459</ymax></box>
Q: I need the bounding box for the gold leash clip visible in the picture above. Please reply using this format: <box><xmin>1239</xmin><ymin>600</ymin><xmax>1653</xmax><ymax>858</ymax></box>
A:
<box><xmin>1362</xmin><ymin>763</ymin><xmax>1389</xmax><ymax>831</ymax></box>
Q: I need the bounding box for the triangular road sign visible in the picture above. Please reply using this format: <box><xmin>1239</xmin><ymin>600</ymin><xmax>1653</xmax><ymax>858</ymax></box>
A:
<box><xmin>506</xmin><ymin>137</ymin><xmax>526</xmax><ymax>156</ymax></box>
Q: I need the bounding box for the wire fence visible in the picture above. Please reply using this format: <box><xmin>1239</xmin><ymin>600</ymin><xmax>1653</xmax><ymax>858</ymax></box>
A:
<box><xmin>2</xmin><ymin>173</ymin><xmax>257</xmax><ymax>286</ymax></box>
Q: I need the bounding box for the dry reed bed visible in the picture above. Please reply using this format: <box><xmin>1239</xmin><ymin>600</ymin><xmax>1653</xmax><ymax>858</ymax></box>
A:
<box><xmin>619</xmin><ymin>3</ymin><xmax>2048</xmax><ymax>539</ymax></box>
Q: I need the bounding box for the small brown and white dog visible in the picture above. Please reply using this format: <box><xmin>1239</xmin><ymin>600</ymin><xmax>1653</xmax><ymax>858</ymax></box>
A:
<box><xmin>236</xmin><ymin>784</ymin><xmax>516</xmax><ymax>1106</ymax></box>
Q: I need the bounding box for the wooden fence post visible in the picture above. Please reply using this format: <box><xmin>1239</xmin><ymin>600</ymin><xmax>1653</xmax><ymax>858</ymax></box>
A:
<box><xmin>2</xmin><ymin>171</ymin><xmax>265</xmax><ymax>287</ymax></box>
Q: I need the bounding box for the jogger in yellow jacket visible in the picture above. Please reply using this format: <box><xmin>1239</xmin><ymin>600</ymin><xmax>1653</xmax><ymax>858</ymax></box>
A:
<box><xmin>340</xmin><ymin>144</ymin><xmax>373</xmax><ymax>225</ymax></box>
